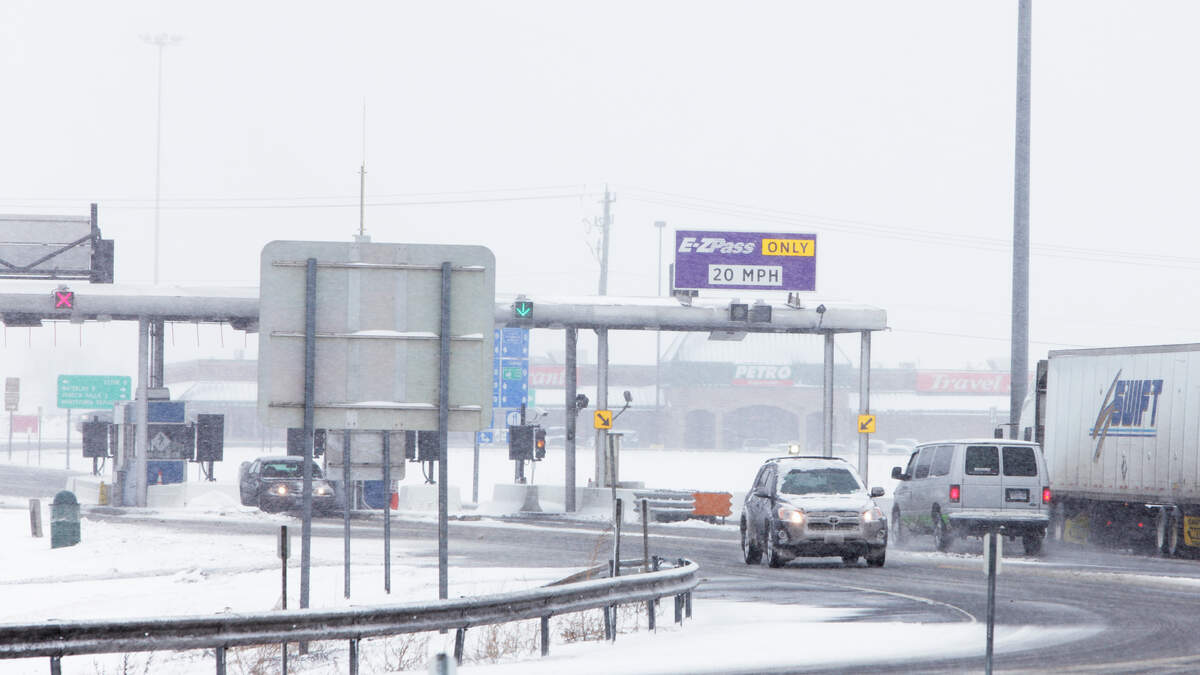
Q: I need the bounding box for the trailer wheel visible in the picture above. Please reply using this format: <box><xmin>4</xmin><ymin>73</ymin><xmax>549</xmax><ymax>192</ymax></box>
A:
<box><xmin>1156</xmin><ymin>508</ymin><xmax>1171</xmax><ymax>556</ymax></box>
<box><xmin>1050</xmin><ymin>503</ymin><xmax>1066</xmax><ymax>542</ymax></box>
<box><xmin>1167</xmin><ymin>509</ymin><xmax>1182</xmax><ymax>557</ymax></box>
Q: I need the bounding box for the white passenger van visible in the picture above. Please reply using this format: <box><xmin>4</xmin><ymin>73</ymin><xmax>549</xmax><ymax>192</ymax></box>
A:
<box><xmin>889</xmin><ymin>439</ymin><xmax>1050</xmax><ymax>554</ymax></box>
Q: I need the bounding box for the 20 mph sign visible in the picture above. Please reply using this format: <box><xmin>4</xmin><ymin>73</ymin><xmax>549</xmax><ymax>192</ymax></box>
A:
<box><xmin>673</xmin><ymin>230</ymin><xmax>817</xmax><ymax>292</ymax></box>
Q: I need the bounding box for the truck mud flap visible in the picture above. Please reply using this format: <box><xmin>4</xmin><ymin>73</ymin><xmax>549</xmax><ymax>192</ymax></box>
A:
<box><xmin>1184</xmin><ymin>516</ymin><xmax>1200</xmax><ymax>547</ymax></box>
<box><xmin>1064</xmin><ymin>513</ymin><xmax>1089</xmax><ymax>545</ymax></box>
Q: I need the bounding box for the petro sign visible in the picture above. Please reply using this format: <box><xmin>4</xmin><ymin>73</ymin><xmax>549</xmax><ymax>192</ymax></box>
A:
<box><xmin>673</xmin><ymin>230</ymin><xmax>817</xmax><ymax>292</ymax></box>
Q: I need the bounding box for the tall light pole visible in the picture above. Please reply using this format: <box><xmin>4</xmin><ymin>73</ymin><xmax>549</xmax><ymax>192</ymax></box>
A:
<box><xmin>141</xmin><ymin>33</ymin><xmax>182</xmax><ymax>286</ymax></box>
<box><xmin>654</xmin><ymin>220</ymin><xmax>667</xmax><ymax>446</ymax></box>
<box><xmin>1009</xmin><ymin>0</ymin><xmax>1031</xmax><ymax>439</ymax></box>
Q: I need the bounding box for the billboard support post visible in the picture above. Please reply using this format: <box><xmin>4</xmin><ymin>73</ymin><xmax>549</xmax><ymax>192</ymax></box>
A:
<box><xmin>438</xmin><ymin>261</ymin><xmax>451</xmax><ymax>601</ymax></box>
<box><xmin>383</xmin><ymin>430</ymin><xmax>391</xmax><ymax>594</ymax></box>
<box><xmin>301</xmin><ymin>258</ymin><xmax>317</xmax><ymax>612</ymax></box>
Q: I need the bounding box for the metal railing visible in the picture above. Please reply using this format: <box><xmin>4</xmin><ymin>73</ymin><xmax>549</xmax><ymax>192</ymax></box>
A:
<box><xmin>0</xmin><ymin>558</ymin><xmax>699</xmax><ymax>674</ymax></box>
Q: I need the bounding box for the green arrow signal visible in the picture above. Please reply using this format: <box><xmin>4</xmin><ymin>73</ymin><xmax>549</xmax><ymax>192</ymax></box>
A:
<box><xmin>514</xmin><ymin>301</ymin><xmax>533</xmax><ymax>318</ymax></box>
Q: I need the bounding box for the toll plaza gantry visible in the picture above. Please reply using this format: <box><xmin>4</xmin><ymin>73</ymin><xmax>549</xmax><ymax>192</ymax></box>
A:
<box><xmin>494</xmin><ymin>295</ymin><xmax>887</xmax><ymax>511</ymax></box>
<box><xmin>0</xmin><ymin>280</ymin><xmax>258</xmax><ymax>507</ymax></box>
<box><xmin>0</xmin><ymin>281</ymin><xmax>886</xmax><ymax>511</ymax></box>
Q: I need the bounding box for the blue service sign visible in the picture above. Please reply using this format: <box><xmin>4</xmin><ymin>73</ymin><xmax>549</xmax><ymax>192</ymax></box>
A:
<box><xmin>499</xmin><ymin>327</ymin><xmax>530</xmax><ymax>358</ymax></box>
<box><xmin>673</xmin><ymin>230</ymin><xmax>816</xmax><ymax>292</ymax></box>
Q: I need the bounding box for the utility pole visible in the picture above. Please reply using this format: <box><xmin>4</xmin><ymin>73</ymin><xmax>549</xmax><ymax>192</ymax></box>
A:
<box><xmin>358</xmin><ymin>101</ymin><xmax>367</xmax><ymax>239</ymax></box>
<box><xmin>141</xmin><ymin>33</ymin><xmax>182</xmax><ymax>286</ymax></box>
<box><xmin>1009</xmin><ymin>0</ymin><xmax>1032</xmax><ymax>438</ymax></box>
<box><xmin>598</xmin><ymin>186</ymin><xmax>615</xmax><ymax>295</ymax></box>
<box><xmin>596</xmin><ymin>186</ymin><xmax>615</xmax><ymax>485</ymax></box>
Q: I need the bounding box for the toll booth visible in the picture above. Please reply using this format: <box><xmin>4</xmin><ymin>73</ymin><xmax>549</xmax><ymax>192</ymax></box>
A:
<box><xmin>109</xmin><ymin>400</ymin><xmax>225</xmax><ymax>489</ymax></box>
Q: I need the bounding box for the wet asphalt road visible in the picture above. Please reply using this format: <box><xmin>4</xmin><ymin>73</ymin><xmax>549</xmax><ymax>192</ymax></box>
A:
<box><xmin>71</xmin><ymin>506</ymin><xmax>1200</xmax><ymax>674</ymax></box>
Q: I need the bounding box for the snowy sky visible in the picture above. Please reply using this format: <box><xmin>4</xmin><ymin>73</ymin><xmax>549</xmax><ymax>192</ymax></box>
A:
<box><xmin>2</xmin><ymin>1</ymin><xmax>1199</xmax><ymax>406</ymax></box>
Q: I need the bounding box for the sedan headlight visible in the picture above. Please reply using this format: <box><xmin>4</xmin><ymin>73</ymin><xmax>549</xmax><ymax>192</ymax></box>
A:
<box><xmin>777</xmin><ymin>506</ymin><xmax>805</xmax><ymax>526</ymax></box>
<box><xmin>314</xmin><ymin>485</ymin><xmax>332</xmax><ymax>496</ymax></box>
<box><xmin>862</xmin><ymin>506</ymin><xmax>884</xmax><ymax>522</ymax></box>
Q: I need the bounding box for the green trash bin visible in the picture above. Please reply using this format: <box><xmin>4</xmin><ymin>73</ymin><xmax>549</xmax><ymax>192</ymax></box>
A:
<box><xmin>51</xmin><ymin>491</ymin><xmax>80</xmax><ymax>549</ymax></box>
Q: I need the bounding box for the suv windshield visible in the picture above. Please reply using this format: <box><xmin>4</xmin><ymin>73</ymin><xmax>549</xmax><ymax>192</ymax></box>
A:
<box><xmin>262</xmin><ymin>461</ymin><xmax>322</xmax><ymax>479</ymax></box>
<box><xmin>779</xmin><ymin>467</ymin><xmax>863</xmax><ymax>495</ymax></box>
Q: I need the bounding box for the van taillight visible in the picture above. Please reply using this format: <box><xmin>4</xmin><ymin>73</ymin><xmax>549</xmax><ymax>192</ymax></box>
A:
<box><xmin>949</xmin><ymin>485</ymin><xmax>961</xmax><ymax>503</ymax></box>
<box><xmin>1042</xmin><ymin>487</ymin><xmax>1052</xmax><ymax>503</ymax></box>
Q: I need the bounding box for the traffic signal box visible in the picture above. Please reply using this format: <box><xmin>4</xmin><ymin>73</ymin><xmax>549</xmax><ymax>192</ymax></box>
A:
<box><xmin>403</xmin><ymin>430</ymin><xmax>440</xmax><ymax>462</ymax></box>
<box><xmin>286</xmin><ymin>428</ymin><xmax>327</xmax><ymax>457</ymax></box>
<box><xmin>507</xmin><ymin>425</ymin><xmax>547</xmax><ymax>461</ymax></box>
<box><xmin>508</xmin><ymin>424</ymin><xmax>536</xmax><ymax>461</ymax></box>
<box><xmin>81</xmin><ymin>422</ymin><xmax>109</xmax><ymax>458</ymax></box>
<box><xmin>512</xmin><ymin>299</ymin><xmax>534</xmax><ymax>325</ymax></box>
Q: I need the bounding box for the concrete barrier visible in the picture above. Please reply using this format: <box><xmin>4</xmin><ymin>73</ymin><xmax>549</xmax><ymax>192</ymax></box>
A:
<box><xmin>397</xmin><ymin>484</ymin><xmax>461</xmax><ymax>513</ymax></box>
<box><xmin>66</xmin><ymin>477</ymin><xmax>104</xmax><ymax>505</ymax></box>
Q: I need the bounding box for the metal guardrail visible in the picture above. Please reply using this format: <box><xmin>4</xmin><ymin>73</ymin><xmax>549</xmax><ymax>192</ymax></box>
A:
<box><xmin>634</xmin><ymin>489</ymin><xmax>696</xmax><ymax>521</ymax></box>
<box><xmin>0</xmin><ymin>558</ymin><xmax>699</xmax><ymax>674</ymax></box>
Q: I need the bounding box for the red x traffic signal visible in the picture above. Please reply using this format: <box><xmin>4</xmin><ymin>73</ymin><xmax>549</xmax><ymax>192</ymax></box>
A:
<box><xmin>53</xmin><ymin>290</ymin><xmax>74</xmax><ymax>309</ymax></box>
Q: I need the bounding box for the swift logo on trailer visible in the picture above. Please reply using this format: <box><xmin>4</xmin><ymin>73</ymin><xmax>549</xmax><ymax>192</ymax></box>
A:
<box><xmin>1090</xmin><ymin>370</ymin><xmax>1164</xmax><ymax>461</ymax></box>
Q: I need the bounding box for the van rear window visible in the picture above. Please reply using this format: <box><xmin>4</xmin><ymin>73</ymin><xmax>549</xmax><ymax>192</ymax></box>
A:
<box><xmin>965</xmin><ymin>446</ymin><xmax>999</xmax><ymax>476</ymax></box>
<box><xmin>1002</xmin><ymin>446</ymin><xmax>1039</xmax><ymax>477</ymax></box>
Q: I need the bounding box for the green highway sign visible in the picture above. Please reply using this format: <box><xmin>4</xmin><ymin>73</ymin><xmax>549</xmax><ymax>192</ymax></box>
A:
<box><xmin>501</xmin><ymin>366</ymin><xmax>525</xmax><ymax>381</ymax></box>
<box><xmin>57</xmin><ymin>375</ymin><xmax>132</xmax><ymax>409</ymax></box>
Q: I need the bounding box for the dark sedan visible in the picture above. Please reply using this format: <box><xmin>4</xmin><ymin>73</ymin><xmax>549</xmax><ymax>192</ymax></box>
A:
<box><xmin>238</xmin><ymin>456</ymin><xmax>339</xmax><ymax>514</ymax></box>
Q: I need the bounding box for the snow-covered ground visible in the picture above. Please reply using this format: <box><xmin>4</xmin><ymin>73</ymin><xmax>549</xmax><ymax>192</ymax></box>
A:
<box><xmin>1</xmin><ymin>444</ymin><xmax>1099</xmax><ymax>674</ymax></box>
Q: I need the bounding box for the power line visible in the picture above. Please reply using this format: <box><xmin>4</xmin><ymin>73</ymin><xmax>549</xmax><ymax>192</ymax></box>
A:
<box><xmin>620</xmin><ymin>188</ymin><xmax>1200</xmax><ymax>270</ymax></box>
<box><xmin>0</xmin><ymin>184</ymin><xmax>589</xmax><ymax>206</ymax></box>
<box><xmin>0</xmin><ymin>192</ymin><xmax>587</xmax><ymax>212</ymax></box>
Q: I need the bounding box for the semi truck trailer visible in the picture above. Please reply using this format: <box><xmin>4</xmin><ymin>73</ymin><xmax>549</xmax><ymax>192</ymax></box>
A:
<box><xmin>1018</xmin><ymin>343</ymin><xmax>1200</xmax><ymax>556</ymax></box>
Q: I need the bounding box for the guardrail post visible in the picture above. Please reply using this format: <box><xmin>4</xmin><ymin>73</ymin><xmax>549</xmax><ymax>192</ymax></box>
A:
<box><xmin>349</xmin><ymin>638</ymin><xmax>359</xmax><ymax>675</ymax></box>
<box><xmin>603</xmin><ymin>605</ymin><xmax>612</xmax><ymax>641</ymax></box>
<box><xmin>685</xmin><ymin>591</ymin><xmax>692</xmax><ymax>619</ymax></box>
<box><xmin>641</xmin><ymin>497</ymin><xmax>649</xmax><ymax>572</ymax></box>
<box><xmin>611</xmin><ymin>605</ymin><xmax>618</xmax><ymax>642</ymax></box>
<box><xmin>674</xmin><ymin>594</ymin><xmax>683</xmax><ymax>624</ymax></box>
<box><xmin>215</xmin><ymin>646</ymin><xmax>226</xmax><ymax>675</ymax></box>
<box><xmin>540</xmin><ymin>615</ymin><xmax>550</xmax><ymax>656</ymax></box>
<box><xmin>454</xmin><ymin>628</ymin><xmax>466</xmax><ymax>664</ymax></box>
<box><xmin>50</xmin><ymin>656</ymin><xmax>61</xmax><ymax>675</ymax></box>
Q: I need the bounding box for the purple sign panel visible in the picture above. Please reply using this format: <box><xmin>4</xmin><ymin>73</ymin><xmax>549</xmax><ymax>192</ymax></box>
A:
<box><xmin>673</xmin><ymin>230</ymin><xmax>817</xmax><ymax>291</ymax></box>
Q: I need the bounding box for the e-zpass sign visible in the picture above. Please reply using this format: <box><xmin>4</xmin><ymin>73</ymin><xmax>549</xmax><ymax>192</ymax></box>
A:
<box><xmin>673</xmin><ymin>230</ymin><xmax>817</xmax><ymax>292</ymax></box>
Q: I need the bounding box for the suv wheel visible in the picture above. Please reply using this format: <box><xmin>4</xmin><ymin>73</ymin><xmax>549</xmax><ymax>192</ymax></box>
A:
<box><xmin>763</xmin><ymin>528</ymin><xmax>786</xmax><ymax>568</ymax></box>
<box><xmin>933</xmin><ymin>510</ymin><xmax>953</xmax><ymax>552</ymax></box>
<box><xmin>865</xmin><ymin>546</ymin><xmax>886</xmax><ymax>567</ymax></box>
<box><xmin>841</xmin><ymin>553</ymin><xmax>859</xmax><ymax>565</ymax></box>
<box><xmin>740</xmin><ymin>518</ymin><xmax>762</xmax><ymax>564</ymax></box>
<box><xmin>890</xmin><ymin>507</ymin><xmax>906</xmax><ymax>547</ymax></box>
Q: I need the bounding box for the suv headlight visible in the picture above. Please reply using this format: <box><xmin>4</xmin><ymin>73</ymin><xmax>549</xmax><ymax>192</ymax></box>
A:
<box><xmin>271</xmin><ymin>484</ymin><xmax>289</xmax><ymax>496</ymax></box>
<box><xmin>314</xmin><ymin>485</ymin><xmax>332</xmax><ymax>496</ymax></box>
<box><xmin>777</xmin><ymin>506</ymin><xmax>805</xmax><ymax>525</ymax></box>
<box><xmin>862</xmin><ymin>506</ymin><xmax>883</xmax><ymax>522</ymax></box>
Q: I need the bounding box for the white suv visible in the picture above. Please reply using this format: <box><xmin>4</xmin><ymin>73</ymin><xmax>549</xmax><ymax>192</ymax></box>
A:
<box><xmin>741</xmin><ymin>456</ymin><xmax>888</xmax><ymax>567</ymax></box>
<box><xmin>890</xmin><ymin>439</ymin><xmax>1050</xmax><ymax>554</ymax></box>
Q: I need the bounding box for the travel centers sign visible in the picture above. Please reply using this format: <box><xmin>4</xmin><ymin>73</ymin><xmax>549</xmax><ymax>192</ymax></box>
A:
<box><xmin>673</xmin><ymin>230</ymin><xmax>816</xmax><ymax>292</ymax></box>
